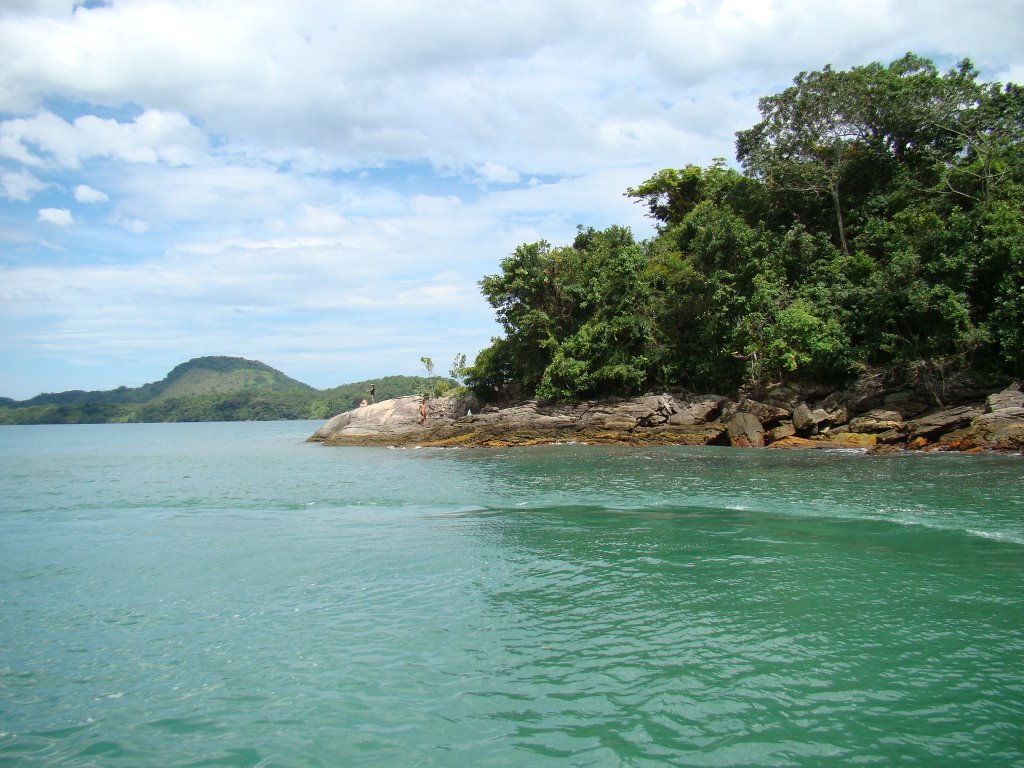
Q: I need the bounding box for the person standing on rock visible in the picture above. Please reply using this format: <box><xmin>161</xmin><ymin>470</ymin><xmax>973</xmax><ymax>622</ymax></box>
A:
<box><xmin>367</xmin><ymin>383</ymin><xmax>376</xmax><ymax>404</ymax></box>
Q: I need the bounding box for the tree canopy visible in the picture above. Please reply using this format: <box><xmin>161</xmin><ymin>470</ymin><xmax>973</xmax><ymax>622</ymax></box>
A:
<box><xmin>467</xmin><ymin>54</ymin><xmax>1023</xmax><ymax>401</ymax></box>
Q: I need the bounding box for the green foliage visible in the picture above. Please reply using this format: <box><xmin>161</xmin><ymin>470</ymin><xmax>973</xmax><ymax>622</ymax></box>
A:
<box><xmin>15</xmin><ymin>356</ymin><xmax>313</xmax><ymax>409</ymax></box>
<box><xmin>420</xmin><ymin>356</ymin><xmax>436</xmax><ymax>397</ymax></box>
<box><xmin>472</xmin><ymin>53</ymin><xmax>1023</xmax><ymax>401</ymax></box>
<box><xmin>449</xmin><ymin>353</ymin><xmax>468</xmax><ymax>384</ymax></box>
<box><xmin>982</xmin><ymin>200</ymin><xmax>1024</xmax><ymax>368</ymax></box>
<box><xmin>464</xmin><ymin>337</ymin><xmax>517</xmax><ymax>399</ymax></box>
<box><xmin>474</xmin><ymin>225</ymin><xmax>660</xmax><ymax>401</ymax></box>
<box><xmin>0</xmin><ymin>368</ymin><xmax>440</xmax><ymax>425</ymax></box>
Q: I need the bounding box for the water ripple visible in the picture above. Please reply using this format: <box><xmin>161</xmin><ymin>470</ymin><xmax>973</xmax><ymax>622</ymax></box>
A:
<box><xmin>1</xmin><ymin>429</ymin><xmax>1022</xmax><ymax>766</ymax></box>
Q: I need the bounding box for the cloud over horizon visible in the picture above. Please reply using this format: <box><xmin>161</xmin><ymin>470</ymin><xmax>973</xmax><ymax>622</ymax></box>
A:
<box><xmin>1</xmin><ymin>0</ymin><xmax>1022</xmax><ymax>399</ymax></box>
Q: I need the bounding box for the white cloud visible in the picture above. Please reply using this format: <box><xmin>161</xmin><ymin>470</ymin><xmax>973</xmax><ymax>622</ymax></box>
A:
<box><xmin>37</xmin><ymin>207</ymin><xmax>73</xmax><ymax>226</ymax></box>
<box><xmin>0</xmin><ymin>109</ymin><xmax>208</xmax><ymax>169</ymax></box>
<box><xmin>0</xmin><ymin>0</ymin><xmax>1022</xmax><ymax>396</ymax></box>
<box><xmin>1</xmin><ymin>169</ymin><xmax>47</xmax><ymax>200</ymax></box>
<box><xmin>108</xmin><ymin>164</ymin><xmax>317</xmax><ymax>225</ymax></box>
<box><xmin>0</xmin><ymin>131</ymin><xmax>43</xmax><ymax>165</ymax></box>
<box><xmin>297</xmin><ymin>204</ymin><xmax>347</xmax><ymax>233</ymax></box>
<box><xmin>4</xmin><ymin>0</ymin><xmax>1014</xmax><ymax>176</ymax></box>
<box><xmin>475</xmin><ymin>162</ymin><xmax>521</xmax><ymax>184</ymax></box>
<box><xmin>116</xmin><ymin>216</ymin><xmax>149</xmax><ymax>234</ymax></box>
<box><xmin>0</xmin><ymin>8</ymin><xmax>1016</xmax><ymax>199</ymax></box>
<box><xmin>409</xmin><ymin>194</ymin><xmax>463</xmax><ymax>217</ymax></box>
<box><xmin>0</xmin><ymin>230</ymin><xmax>497</xmax><ymax>390</ymax></box>
<box><xmin>74</xmin><ymin>183</ymin><xmax>108</xmax><ymax>203</ymax></box>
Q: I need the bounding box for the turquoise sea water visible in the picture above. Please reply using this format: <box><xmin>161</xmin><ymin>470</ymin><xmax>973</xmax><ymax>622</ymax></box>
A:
<box><xmin>1</xmin><ymin>421</ymin><xmax>1022</xmax><ymax>767</ymax></box>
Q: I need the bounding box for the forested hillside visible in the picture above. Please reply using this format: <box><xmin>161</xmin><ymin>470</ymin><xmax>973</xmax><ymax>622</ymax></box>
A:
<box><xmin>0</xmin><ymin>357</ymin><xmax>443</xmax><ymax>424</ymax></box>
<box><xmin>15</xmin><ymin>356</ymin><xmax>313</xmax><ymax>409</ymax></box>
<box><xmin>467</xmin><ymin>54</ymin><xmax>1023</xmax><ymax>402</ymax></box>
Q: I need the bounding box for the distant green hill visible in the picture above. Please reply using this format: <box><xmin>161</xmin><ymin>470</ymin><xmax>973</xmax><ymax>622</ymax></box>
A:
<box><xmin>145</xmin><ymin>356</ymin><xmax>314</xmax><ymax>401</ymax></box>
<box><xmin>0</xmin><ymin>357</ymin><xmax>452</xmax><ymax>424</ymax></box>
<box><xmin>18</xmin><ymin>356</ymin><xmax>313</xmax><ymax>408</ymax></box>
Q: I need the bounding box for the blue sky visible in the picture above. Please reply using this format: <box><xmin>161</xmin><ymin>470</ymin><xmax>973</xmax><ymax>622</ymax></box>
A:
<box><xmin>2</xmin><ymin>0</ymin><xmax>1023</xmax><ymax>399</ymax></box>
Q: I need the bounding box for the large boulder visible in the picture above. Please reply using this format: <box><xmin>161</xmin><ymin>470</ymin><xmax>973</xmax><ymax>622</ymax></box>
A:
<box><xmin>308</xmin><ymin>395</ymin><xmax>428</xmax><ymax>442</ymax></box>
<box><xmin>667</xmin><ymin>395</ymin><xmax>727</xmax><ymax>426</ymax></box>
<box><xmin>907</xmin><ymin>406</ymin><xmax>982</xmax><ymax>441</ymax></box>
<box><xmin>765</xmin><ymin>422</ymin><xmax>796</xmax><ymax>444</ymax></box>
<box><xmin>580</xmin><ymin>395</ymin><xmax>676</xmax><ymax>428</ymax></box>
<box><xmin>880</xmin><ymin>390</ymin><xmax>936</xmax><ymax>418</ymax></box>
<box><xmin>792</xmin><ymin>403</ymin><xmax>815</xmax><ymax>433</ymax></box>
<box><xmin>958</xmin><ymin>383</ymin><xmax>1024</xmax><ymax>450</ymax></box>
<box><xmin>734</xmin><ymin>398</ymin><xmax>791</xmax><ymax>427</ymax></box>
<box><xmin>967</xmin><ymin>411</ymin><xmax>1024</xmax><ymax>450</ymax></box>
<box><xmin>727</xmin><ymin>412</ymin><xmax>764</xmax><ymax>448</ymax></box>
<box><xmin>848</xmin><ymin>409</ymin><xmax>904</xmax><ymax>433</ymax></box>
<box><xmin>792</xmin><ymin>403</ymin><xmax>841</xmax><ymax>435</ymax></box>
<box><xmin>987</xmin><ymin>382</ymin><xmax>1024</xmax><ymax>412</ymax></box>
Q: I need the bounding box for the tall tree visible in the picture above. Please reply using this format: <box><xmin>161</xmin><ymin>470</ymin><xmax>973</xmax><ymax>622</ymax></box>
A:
<box><xmin>470</xmin><ymin>53</ymin><xmax>1022</xmax><ymax>402</ymax></box>
<box><xmin>733</xmin><ymin>54</ymin><xmax>1009</xmax><ymax>255</ymax></box>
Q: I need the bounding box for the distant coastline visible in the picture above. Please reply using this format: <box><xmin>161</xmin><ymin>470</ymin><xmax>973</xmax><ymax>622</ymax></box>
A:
<box><xmin>0</xmin><ymin>356</ymin><xmax>441</xmax><ymax>425</ymax></box>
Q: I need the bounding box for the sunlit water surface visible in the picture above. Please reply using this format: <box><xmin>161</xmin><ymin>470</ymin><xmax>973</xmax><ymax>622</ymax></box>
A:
<box><xmin>1</xmin><ymin>421</ymin><xmax>1022</xmax><ymax>766</ymax></box>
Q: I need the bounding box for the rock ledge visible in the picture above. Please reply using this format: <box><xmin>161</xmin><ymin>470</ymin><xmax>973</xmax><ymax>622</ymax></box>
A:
<box><xmin>308</xmin><ymin>381</ymin><xmax>1024</xmax><ymax>453</ymax></box>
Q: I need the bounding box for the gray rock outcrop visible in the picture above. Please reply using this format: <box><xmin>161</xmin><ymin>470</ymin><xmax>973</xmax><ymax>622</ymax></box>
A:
<box><xmin>309</xmin><ymin>395</ymin><xmax>429</xmax><ymax>442</ymax></box>
<box><xmin>308</xmin><ymin>380</ymin><xmax>1024</xmax><ymax>453</ymax></box>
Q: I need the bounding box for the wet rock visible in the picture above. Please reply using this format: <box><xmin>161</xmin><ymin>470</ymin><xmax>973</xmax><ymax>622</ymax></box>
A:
<box><xmin>667</xmin><ymin>395</ymin><xmax>727</xmax><ymax>426</ymax></box>
<box><xmin>792</xmin><ymin>403</ymin><xmax>837</xmax><ymax>434</ymax></box>
<box><xmin>881</xmin><ymin>390</ymin><xmax>934</xmax><ymax>418</ymax></box>
<box><xmin>867</xmin><ymin>443</ymin><xmax>904</xmax><ymax>455</ymax></box>
<box><xmin>907</xmin><ymin>406</ymin><xmax>982</xmax><ymax>441</ymax></box>
<box><xmin>820</xmin><ymin>432</ymin><xmax>877</xmax><ymax>449</ymax></box>
<box><xmin>727</xmin><ymin>412</ymin><xmax>764</xmax><ymax>448</ymax></box>
<box><xmin>986</xmin><ymin>382</ymin><xmax>1024</xmax><ymax>413</ymax></box>
<box><xmin>736</xmin><ymin>398</ymin><xmax>791</xmax><ymax>427</ymax></box>
<box><xmin>765</xmin><ymin>436</ymin><xmax>828</xmax><ymax>450</ymax></box>
<box><xmin>967</xmin><ymin>409</ymin><xmax>1024</xmax><ymax>450</ymax></box>
<box><xmin>793</xmin><ymin>403</ymin><xmax>816</xmax><ymax>433</ymax></box>
<box><xmin>848</xmin><ymin>409</ymin><xmax>904</xmax><ymax>433</ymax></box>
<box><xmin>875</xmin><ymin>428</ymin><xmax>908</xmax><ymax>446</ymax></box>
<box><xmin>765</xmin><ymin>422</ymin><xmax>796</xmax><ymax>444</ymax></box>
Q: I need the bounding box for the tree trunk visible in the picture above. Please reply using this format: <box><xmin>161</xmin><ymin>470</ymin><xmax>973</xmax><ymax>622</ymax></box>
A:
<box><xmin>831</xmin><ymin>182</ymin><xmax>851</xmax><ymax>257</ymax></box>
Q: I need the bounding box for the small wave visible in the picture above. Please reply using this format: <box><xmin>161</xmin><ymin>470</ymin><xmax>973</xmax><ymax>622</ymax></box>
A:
<box><xmin>855</xmin><ymin>510</ymin><xmax>1024</xmax><ymax>547</ymax></box>
<box><xmin>965</xmin><ymin>528</ymin><xmax>1024</xmax><ymax>546</ymax></box>
<box><xmin>467</xmin><ymin>500</ymin><xmax>1024</xmax><ymax>550</ymax></box>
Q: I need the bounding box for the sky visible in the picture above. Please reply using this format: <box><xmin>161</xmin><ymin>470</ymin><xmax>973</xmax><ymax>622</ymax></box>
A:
<box><xmin>2</xmin><ymin>0</ymin><xmax>1023</xmax><ymax>399</ymax></box>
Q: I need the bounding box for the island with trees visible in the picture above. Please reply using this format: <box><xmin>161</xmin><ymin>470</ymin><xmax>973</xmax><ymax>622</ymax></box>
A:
<box><xmin>311</xmin><ymin>54</ymin><xmax>1024</xmax><ymax>452</ymax></box>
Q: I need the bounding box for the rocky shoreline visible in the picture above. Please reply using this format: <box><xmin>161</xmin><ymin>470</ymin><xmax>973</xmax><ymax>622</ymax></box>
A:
<box><xmin>308</xmin><ymin>377</ymin><xmax>1024</xmax><ymax>453</ymax></box>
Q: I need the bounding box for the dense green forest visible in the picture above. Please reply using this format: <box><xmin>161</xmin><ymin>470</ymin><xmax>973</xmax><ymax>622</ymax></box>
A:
<box><xmin>466</xmin><ymin>54</ymin><xmax>1023</xmax><ymax>402</ymax></box>
<box><xmin>0</xmin><ymin>357</ymin><xmax>443</xmax><ymax>424</ymax></box>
